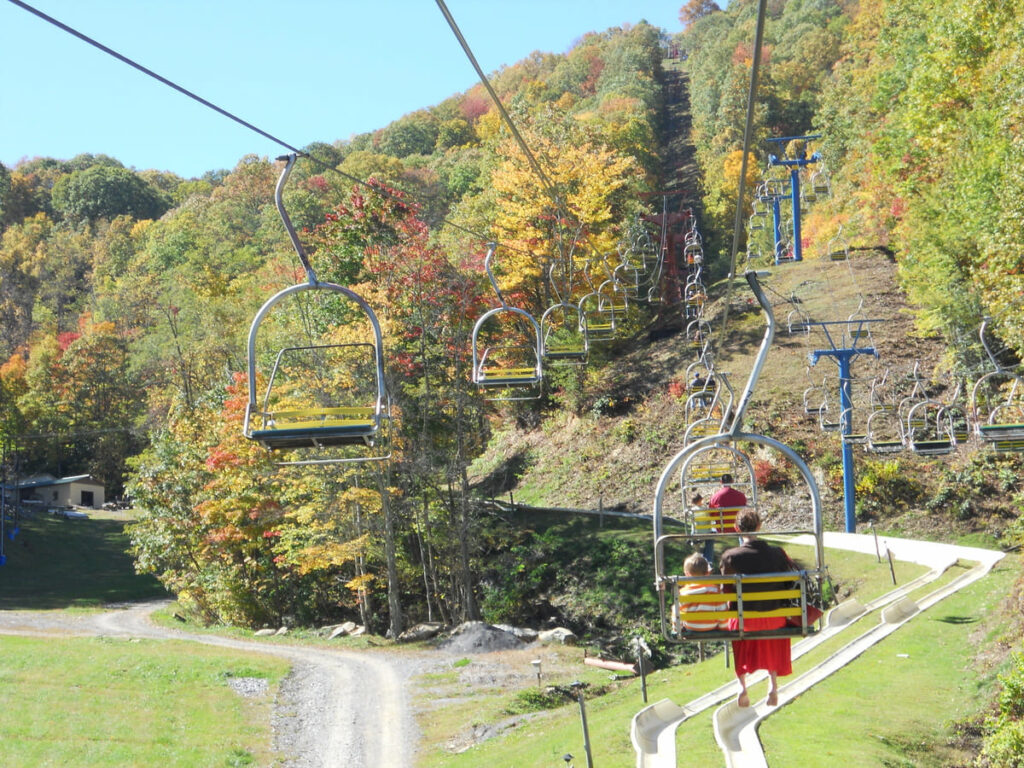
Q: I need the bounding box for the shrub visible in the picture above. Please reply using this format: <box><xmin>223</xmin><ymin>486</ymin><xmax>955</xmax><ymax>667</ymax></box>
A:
<box><xmin>978</xmin><ymin>653</ymin><xmax>1024</xmax><ymax>768</ymax></box>
<box><xmin>753</xmin><ymin>459</ymin><xmax>791</xmax><ymax>491</ymax></box>
<box><xmin>612</xmin><ymin>417</ymin><xmax>638</xmax><ymax>443</ymax></box>
<box><xmin>504</xmin><ymin>687</ymin><xmax>567</xmax><ymax>714</ymax></box>
<box><xmin>854</xmin><ymin>459</ymin><xmax>923</xmax><ymax>521</ymax></box>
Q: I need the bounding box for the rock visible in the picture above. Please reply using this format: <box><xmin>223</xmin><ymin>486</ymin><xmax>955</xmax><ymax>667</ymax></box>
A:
<box><xmin>494</xmin><ymin>624</ymin><xmax>539</xmax><ymax>642</ymax></box>
<box><xmin>439</xmin><ymin>621</ymin><xmax>525</xmax><ymax>653</ymax></box>
<box><xmin>538</xmin><ymin>627</ymin><xmax>578</xmax><ymax>646</ymax></box>
<box><xmin>274</xmin><ymin>626</ymin><xmax>289</xmax><ymax>636</ymax></box>
<box><xmin>397</xmin><ymin>622</ymin><xmax>445</xmax><ymax>643</ymax></box>
<box><xmin>254</xmin><ymin>628</ymin><xmax>276</xmax><ymax>637</ymax></box>
<box><xmin>328</xmin><ymin>621</ymin><xmax>358</xmax><ymax>639</ymax></box>
<box><xmin>349</xmin><ymin>625</ymin><xmax>366</xmax><ymax>637</ymax></box>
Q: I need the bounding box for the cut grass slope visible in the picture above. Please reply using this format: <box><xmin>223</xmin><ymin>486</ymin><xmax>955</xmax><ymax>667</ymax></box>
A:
<box><xmin>0</xmin><ymin>511</ymin><xmax>291</xmax><ymax>767</ymax></box>
<box><xmin>0</xmin><ymin>511</ymin><xmax>165</xmax><ymax>610</ymax></box>
<box><xmin>0</xmin><ymin>634</ymin><xmax>289</xmax><ymax>768</ymax></box>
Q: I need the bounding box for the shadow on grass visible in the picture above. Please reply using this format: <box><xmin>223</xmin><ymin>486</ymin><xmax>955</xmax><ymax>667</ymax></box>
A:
<box><xmin>0</xmin><ymin>514</ymin><xmax>166</xmax><ymax>610</ymax></box>
<box><xmin>471</xmin><ymin>449</ymin><xmax>533</xmax><ymax>498</ymax></box>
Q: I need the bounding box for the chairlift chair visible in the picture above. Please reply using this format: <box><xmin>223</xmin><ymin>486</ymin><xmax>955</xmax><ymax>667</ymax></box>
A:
<box><xmin>905</xmin><ymin>400</ymin><xmax>956</xmax><ymax>455</ymax></box>
<box><xmin>658</xmin><ymin>436</ymin><xmax>823</xmax><ymax>644</ymax></box>
<box><xmin>810</xmin><ymin>167</ymin><xmax>831</xmax><ymax>197</ymax></box>
<box><xmin>971</xmin><ymin>373</ymin><xmax>1024</xmax><ymax>452</ymax></box>
<box><xmin>787</xmin><ymin>308</ymin><xmax>812</xmax><ymax>335</ymax></box>
<box><xmin>244</xmin><ymin>154</ymin><xmax>391</xmax><ymax>464</ymax></box>
<box><xmin>470</xmin><ymin>243</ymin><xmax>544</xmax><ymax>400</ymax></box>
<box><xmin>471</xmin><ymin>309</ymin><xmax>543</xmax><ymax>398</ymax></box>
<box><xmin>598</xmin><ymin>279</ymin><xmax>629</xmax><ymax>314</ymax></box>
<box><xmin>802</xmin><ymin>380</ymin><xmax>827</xmax><ymax>419</ymax></box>
<box><xmin>839</xmin><ymin>406</ymin><xmax>868</xmax><ymax>445</ymax></box>
<box><xmin>578</xmin><ymin>291</ymin><xmax>616</xmax><ymax>342</ymax></box>
<box><xmin>970</xmin><ymin>314</ymin><xmax>1024</xmax><ymax>452</ymax></box>
<box><xmin>827</xmin><ymin>229</ymin><xmax>849</xmax><ymax>262</ymax></box>
<box><xmin>866</xmin><ymin>408</ymin><xmax>906</xmax><ymax>454</ymax></box>
<box><xmin>540</xmin><ymin>302</ymin><xmax>588</xmax><ymax>364</ymax></box>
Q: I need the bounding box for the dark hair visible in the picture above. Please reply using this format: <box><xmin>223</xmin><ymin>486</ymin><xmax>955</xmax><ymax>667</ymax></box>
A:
<box><xmin>736</xmin><ymin>508</ymin><xmax>760</xmax><ymax>532</ymax></box>
<box><xmin>720</xmin><ymin>473</ymin><xmax>734</xmax><ymax>484</ymax></box>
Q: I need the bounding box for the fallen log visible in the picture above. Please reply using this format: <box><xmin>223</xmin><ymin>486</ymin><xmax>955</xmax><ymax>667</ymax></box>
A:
<box><xmin>583</xmin><ymin>656</ymin><xmax>637</xmax><ymax>675</ymax></box>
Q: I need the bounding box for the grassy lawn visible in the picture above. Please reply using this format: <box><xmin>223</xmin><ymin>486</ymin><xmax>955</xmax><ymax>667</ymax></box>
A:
<box><xmin>414</xmin><ymin>546</ymin><xmax>1014</xmax><ymax>768</ymax></box>
<box><xmin>0</xmin><ymin>511</ymin><xmax>166</xmax><ymax>609</ymax></box>
<box><xmin>761</xmin><ymin>557</ymin><xmax>1018</xmax><ymax>767</ymax></box>
<box><xmin>0</xmin><ymin>634</ymin><xmax>290</xmax><ymax>768</ymax></box>
<box><xmin>0</xmin><ymin>509</ymin><xmax>294</xmax><ymax>767</ymax></box>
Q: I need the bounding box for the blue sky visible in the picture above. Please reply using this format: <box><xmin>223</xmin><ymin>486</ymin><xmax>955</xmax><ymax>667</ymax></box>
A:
<box><xmin>1</xmin><ymin>1</ymin><xmax>683</xmax><ymax>179</ymax></box>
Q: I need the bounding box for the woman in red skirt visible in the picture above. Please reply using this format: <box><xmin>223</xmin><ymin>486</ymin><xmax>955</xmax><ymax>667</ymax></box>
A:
<box><xmin>720</xmin><ymin>508</ymin><xmax>794</xmax><ymax>707</ymax></box>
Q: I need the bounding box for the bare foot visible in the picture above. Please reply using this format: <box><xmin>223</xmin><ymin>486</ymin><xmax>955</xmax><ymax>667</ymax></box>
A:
<box><xmin>737</xmin><ymin>691</ymin><xmax>750</xmax><ymax>708</ymax></box>
<box><xmin>767</xmin><ymin>691</ymin><xmax>779</xmax><ymax>707</ymax></box>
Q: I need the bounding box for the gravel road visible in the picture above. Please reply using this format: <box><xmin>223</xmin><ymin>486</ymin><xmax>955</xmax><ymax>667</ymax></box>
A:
<box><xmin>0</xmin><ymin>601</ymin><xmax>425</xmax><ymax>768</ymax></box>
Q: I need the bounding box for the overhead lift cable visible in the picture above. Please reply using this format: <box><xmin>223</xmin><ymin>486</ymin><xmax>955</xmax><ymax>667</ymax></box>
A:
<box><xmin>6</xmin><ymin>0</ymin><xmax>515</xmax><ymax>253</ymax></box>
<box><xmin>433</xmin><ymin>0</ymin><xmax>584</xmax><ymax>258</ymax></box>
<box><xmin>717</xmin><ymin>0</ymin><xmax>770</xmax><ymax>341</ymax></box>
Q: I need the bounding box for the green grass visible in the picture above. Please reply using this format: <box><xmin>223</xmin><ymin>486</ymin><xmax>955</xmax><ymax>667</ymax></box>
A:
<box><xmin>0</xmin><ymin>634</ymin><xmax>290</xmax><ymax>768</ymax></box>
<box><xmin>762</xmin><ymin>558</ymin><xmax>1017</xmax><ymax>767</ymax></box>
<box><xmin>0</xmin><ymin>512</ymin><xmax>166</xmax><ymax>609</ymax></box>
<box><xmin>0</xmin><ymin>510</ymin><xmax>296</xmax><ymax>767</ymax></box>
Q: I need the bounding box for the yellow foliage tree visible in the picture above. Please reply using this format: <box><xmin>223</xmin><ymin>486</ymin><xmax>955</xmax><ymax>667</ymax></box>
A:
<box><xmin>487</xmin><ymin>126</ymin><xmax>642</xmax><ymax>310</ymax></box>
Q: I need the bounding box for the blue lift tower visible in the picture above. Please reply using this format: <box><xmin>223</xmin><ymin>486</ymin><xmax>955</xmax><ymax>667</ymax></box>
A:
<box><xmin>809</xmin><ymin>318</ymin><xmax>879</xmax><ymax>532</ymax></box>
<box><xmin>766</xmin><ymin>135</ymin><xmax>821</xmax><ymax>264</ymax></box>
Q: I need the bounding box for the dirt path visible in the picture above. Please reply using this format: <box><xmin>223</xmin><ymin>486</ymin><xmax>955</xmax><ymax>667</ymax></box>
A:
<box><xmin>0</xmin><ymin>601</ymin><xmax>423</xmax><ymax>768</ymax></box>
<box><xmin>660</xmin><ymin>61</ymin><xmax>701</xmax><ymax>206</ymax></box>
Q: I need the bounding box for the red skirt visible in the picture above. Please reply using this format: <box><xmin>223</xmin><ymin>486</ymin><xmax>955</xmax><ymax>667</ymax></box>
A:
<box><xmin>728</xmin><ymin>616</ymin><xmax>792</xmax><ymax>676</ymax></box>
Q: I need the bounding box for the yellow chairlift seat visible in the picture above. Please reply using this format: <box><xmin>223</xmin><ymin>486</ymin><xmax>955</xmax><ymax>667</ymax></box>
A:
<box><xmin>673</xmin><ymin>571</ymin><xmax>817</xmax><ymax>641</ymax></box>
<box><xmin>690</xmin><ymin>506</ymin><xmax>741</xmax><ymax>534</ymax></box>
<box><xmin>476</xmin><ymin>365</ymin><xmax>542</xmax><ymax>386</ymax></box>
<box><xmin>979</xmin><ymin>423</ymin><xmax>1024</xmax><ymax>452</ymax></box>
<box><xmin>685</xmin><ymin>462</ymin><xmax>735</xmax><ymax>482</ymax></box>
<box><xmin>251</xmin><ymin>406</ymin><xmax>381</xmax><ymax>450</ymax></box>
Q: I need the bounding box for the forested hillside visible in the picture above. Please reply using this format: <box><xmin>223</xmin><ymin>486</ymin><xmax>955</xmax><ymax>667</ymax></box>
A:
<box><xmin>0</xmin><ymin>22</ymin><xmax>668</xmax><ymax>632</ymax></box>
<box><xmin>1</xmin><ymin>0</ymin><xmax>1022</xmax><ymax>699</ymax></box>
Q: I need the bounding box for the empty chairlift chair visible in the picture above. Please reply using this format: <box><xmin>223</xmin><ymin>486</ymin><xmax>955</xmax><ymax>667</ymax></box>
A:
<box><xmin>471</xmin><ymin>244</ymin><xmax>543</xmax><ymax>400</ymax></box>
<box><xmin>540</xmin><ymin>302</ymin><xmax>588</xmax><ymax>364</ymax></box>
<box><xmin>244</xmin><ymin>154</ymin><xmax>390</xmax><ymax>464</ymax></box>
<box><xmin>905</xmin><ymin>399</ymin><xmax>956</xmax><ymax>455</ymax></box>
<box><xmin>971</xmin><ymin>315</ymin><xmax>1024</xmax><ymax>453</ymax></box>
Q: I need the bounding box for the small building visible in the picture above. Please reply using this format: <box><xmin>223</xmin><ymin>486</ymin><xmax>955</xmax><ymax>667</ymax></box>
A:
<box><xmin>14</xmin><ymin>474</ymin><xmax>106</xmax><ymax>509</ymax></box>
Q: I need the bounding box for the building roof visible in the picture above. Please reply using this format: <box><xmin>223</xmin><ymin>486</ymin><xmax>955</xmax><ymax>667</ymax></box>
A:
<box><xmin>15</xmin><ymin>474</ymin><xmax>102</xmax><ymax>489</ymax></box>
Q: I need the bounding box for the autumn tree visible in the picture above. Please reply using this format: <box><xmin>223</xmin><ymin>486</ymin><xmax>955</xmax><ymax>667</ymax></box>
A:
<box><xmin>679</xmin><ymin>0</ymin><xmax>720</xmax><ymax>29</ymax></box>
<box><xmin>51</xmin><ymin>165</ymin><xmax>170</xmax><ymax>223</ymax></box>
<box><xmin>487</xmin><ymin>120</ymin><xmax>644</xmax><ymax>313</ymax></box>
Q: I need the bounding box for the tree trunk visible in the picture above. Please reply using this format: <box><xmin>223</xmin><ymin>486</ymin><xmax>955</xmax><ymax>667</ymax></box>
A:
<box><xmin>377</xmin><ymin>465</ymin><xmax>404</xmax><ymax>638</ymax></box>
<box><xmin>353</xmin><ymin>499</ymin><xmax>374</xmax><ymax>631</ymax></box>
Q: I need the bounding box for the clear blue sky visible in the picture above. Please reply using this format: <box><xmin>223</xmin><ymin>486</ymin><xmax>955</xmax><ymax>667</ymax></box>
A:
<box><xmin>1</xmin><ymin>0</ymin><xmax>682</xmax><ymax>179</ymax></box>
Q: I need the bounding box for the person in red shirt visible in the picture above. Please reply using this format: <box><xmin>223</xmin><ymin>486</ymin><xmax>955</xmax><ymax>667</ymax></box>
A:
<box><xmin>708</xmin><ymin>473</ymin><xmax>747</xmax><ymax>511</ymax></box>
<box><xmin>704</xmin><ymin>473</ymin><xmax>746</xmax><ymax>562</ymax></box>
